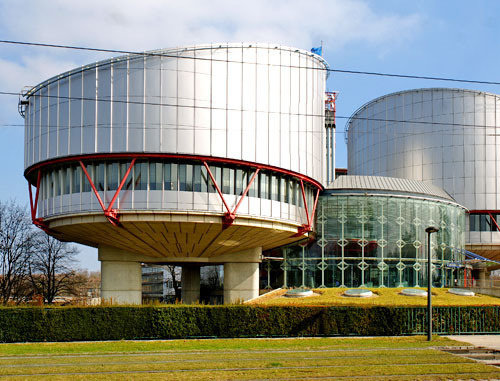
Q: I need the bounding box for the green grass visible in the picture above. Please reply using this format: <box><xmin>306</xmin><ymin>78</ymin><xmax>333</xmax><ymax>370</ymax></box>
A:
<box><xmin>0</xmin><ymin>337</ymin><xmax>498</xmax><ymax>380</ymax></box>
<box><xmin>0</xmin><ymin>336</ymin><xmax>457</xmax><ymax>355</ymax></box>
<box><xmin>250</xmin><ymin>287</ymin><xmax>500</xmax><ymax>307</ymax></box>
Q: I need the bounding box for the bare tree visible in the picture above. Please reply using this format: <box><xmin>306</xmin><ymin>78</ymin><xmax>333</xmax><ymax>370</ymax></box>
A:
<box><xmin>0</xmin><ymin>201</ymin><xmax>35</xmax><ymax>304</ymax></box>
<box><xmin>165</xmin><ymin>265</ymin><xmax>181</xmax><ymax>300</ymax></box>
<box><xmin>28</xmin><ymin>234</ymin><xmax>82</xmax><ymax>304</ymax></box>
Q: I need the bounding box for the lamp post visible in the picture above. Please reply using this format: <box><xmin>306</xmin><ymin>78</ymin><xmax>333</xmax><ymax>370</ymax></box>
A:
<box><xmin>425</xmin><ymin>226</ymin><xmax>439</xmax><ymax>341</ymax></box>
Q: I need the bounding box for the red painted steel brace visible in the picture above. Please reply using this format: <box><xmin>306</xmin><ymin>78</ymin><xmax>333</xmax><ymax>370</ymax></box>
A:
<box><xmin>293</xmin><ymin>183</ymin><xmax>321</xmax><ymax>237</ymax></box>
<box><xmin>27</xmin><ymin>170</ymin><xmax>52</xmax><ymax>233</ymax></box>
<box><xmin>25</xmin><ymin>152</ymin><xmax>323</xmax><ymax>235</ymax></box>
<box><xmin>203</xmin><ymin>162</ymin><xmax>260</xmax><ymax>229</ymax></box>
<box><xmin>487</xmin><ymin>211</ymin><xmax>500</xmax><ymax>233</ymax></box>
<box><xmin>79</xmin><ymin>159</ymin><xmax>136</xmax><ymax>226</ymax></box>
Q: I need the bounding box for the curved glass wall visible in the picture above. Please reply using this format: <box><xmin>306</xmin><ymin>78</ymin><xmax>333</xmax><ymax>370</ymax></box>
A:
<box><xmin>277</xmin><ymin>193</ymin><xmax>466</xmax><ymax>288</ymax></box>
<box><xmin>35</xmin><ymin>159</ymin><xmax>316</xmax><ymax>221</ymax></box>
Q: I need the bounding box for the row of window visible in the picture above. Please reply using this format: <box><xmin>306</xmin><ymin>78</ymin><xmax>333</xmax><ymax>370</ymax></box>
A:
<box><xmin>38</xmin><ymin>160</ymin><xmax>316</xmax><ymax>207</ymax></box>
<box><xmin>469</xmin><ymin>213</ymin><xmax>500</xmax><ymax>232</ymax></box>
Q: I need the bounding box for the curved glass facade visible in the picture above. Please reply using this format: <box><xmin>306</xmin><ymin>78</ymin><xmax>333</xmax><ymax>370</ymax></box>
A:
<box><xmin>36</xmin><ymin>159</ymin><xmax>316</xmax><ymax>221</ymax></box>
<box><xmin>278</xmin><ymin>192</ymin><xmax>466</xmax><ymax>288</ymax></box>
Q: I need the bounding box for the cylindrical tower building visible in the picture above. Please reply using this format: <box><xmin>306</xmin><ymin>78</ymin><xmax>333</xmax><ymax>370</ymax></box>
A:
<box><xmin>21</xmin><ymin>43</ymin><xmax>328</xmax><ymax>303</ymax></box>
<box><xmin>347</xmin><ymin>88</ymin><xmax>500</xmax><ymax>263</ymax></box>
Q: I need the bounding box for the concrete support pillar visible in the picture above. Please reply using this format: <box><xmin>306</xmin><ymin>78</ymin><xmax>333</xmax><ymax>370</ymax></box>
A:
<box><xmin>223</xmin><ymin>247</ymin><xmax>262</xmax><ymax>304</ymax></box>
<box><xmin>224</xmin><ymin>262</ymin><xmax>259</xmax><ymax>303</ymax></box>
<box><xmin>478</xmin><ymin>268</ymin><xmax>491</xmax><ymax>288</ymax></box>
<box><xmin>98</xmin><ymin>245</ymin><xmax>143</xmax><ymax>305</ymax></box>
<box><xmin>101</xmin><ymin>260</ymin><xmax>142</xmax><ymax>304</ymax></box>
<box><xmin>181</xmin><ymin>265</ymin><xmax>200</xmax><ymax>304</ymax></box>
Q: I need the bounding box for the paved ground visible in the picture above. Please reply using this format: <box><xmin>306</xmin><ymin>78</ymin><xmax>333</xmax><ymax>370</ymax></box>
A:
<box><xmin>446</xmin><ymin>335</ymin><xmax>500</xmax><ymax>350</ymax></box>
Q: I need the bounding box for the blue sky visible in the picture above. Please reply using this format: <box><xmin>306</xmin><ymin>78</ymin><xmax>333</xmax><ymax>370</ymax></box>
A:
<box><xmin>1</xmin><ymin>0</ymin><xmax>499</xmax><ymax>270</ymax></box>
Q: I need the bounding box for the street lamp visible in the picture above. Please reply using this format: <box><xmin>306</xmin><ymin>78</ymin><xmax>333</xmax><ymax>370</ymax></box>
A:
<box><xmin>425</xmin><ymin>226</ymin><xmax>439</xmax><ymax>341</ymax></box>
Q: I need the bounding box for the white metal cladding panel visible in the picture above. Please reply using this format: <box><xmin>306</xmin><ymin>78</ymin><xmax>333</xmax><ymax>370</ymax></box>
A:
<box><xmin>347</xmin><ymin>88</ymin><xmax>500</xmax><ymax>213</ymax></box>
<box><xmin>24</xmin><ymin>44</ymin><xmax>327</xmax><ymax>184</ymax></box>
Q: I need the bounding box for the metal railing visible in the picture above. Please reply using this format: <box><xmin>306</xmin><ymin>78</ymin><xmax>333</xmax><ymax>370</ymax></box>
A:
<box><xmin>405</xmin><ymin>306</ymin><xmax>500</xmax><ymax>335</ymax></box>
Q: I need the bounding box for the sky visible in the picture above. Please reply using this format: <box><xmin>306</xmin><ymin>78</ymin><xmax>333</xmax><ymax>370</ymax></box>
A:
<box><xmin>1</xmin><ymin>0</ymin><xmax>500</xmax><ymax>271</ymax></box>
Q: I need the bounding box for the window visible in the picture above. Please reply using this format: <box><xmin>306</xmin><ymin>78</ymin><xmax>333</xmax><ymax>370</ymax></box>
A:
<box><xmin>63</xmin><ymin>168</ymin><xmax>70</xmax><ymax>195</ymax></box>
<box><xmin>54</xmin><ymin>171</ymin><xmax>60</xmax><ymax>197</ymax></box>
<box><xmin>134</xmin><ymin>161</ymin><xmax>148</xmax><ymax>191</ymax></box>
<box><xmin>207</xmin><ymin>166</ymin><xmax>221</xmax><ymax>193</ymax></box>
<box><xmin>248</xmin><ymin>170</ymin><xmax>258</xmax><ymax>197</ymax></box>
<box><xmin>44</xmin><ymin>173</ymin><xmax>50</xmax><ymax>199</ymax></box>
<box><xmin>82</xmin><ymin>164</ymin><xmax>91</xmax><ymax>192</ymax></box>
<box><xmin>107</xmin><ymin>162</ymin><xmax>119</xmax><ymax>191</ymax></box>
<box><xmin>37</xmin><ymin>160</ymin><xmax>309</xmax><ymax>207</ymax></box>
<box><xmin>470</xmin><ymin>213</ymin><xmax>499</xmax><ymax>232</ymax></box>
<box><xmin>96</xmin><ymin>163</ymin><xmax>105</xmax><ymax>191</ymax></box>
<box><xmin>282</xmin><ymin>177</ymin><xmax>289</xmax><ymax>203</ymax></box>
<box><xmin>235</xmin><ymin>169</ymin><xmax>246</xmax><ymax>195</ymax></box>
<box><xmin>121</xmin><ymin>162</ymin><xmax>133</xmax><ymax>191</ymax></box>
<box><xmin>179</xmin><ymin>164</ymin><xmax>193</xmax><ymax>191</ymax></box>
<box><xmin>222</xmin><ymin>167</ymin><xmax>235</xmax><ymax>194</ymax></box>
<box><xmin>186</xmin><ymin>165</ymin><xmax>193</xmax><ymax>191</ymax></box>
<box><xmin>179</xmin><ymin>164</ymin><xmax>186</xmax><ymax>191</ymax></box>
<box><xmin>72</xmin><ymin>166</ymin><xmax>81</xmax><ymax>194</ymax></box>
<box><xmin>149</xmin><ymin>162</ymin><xmax>162</xmax><ymax>191</ymax></box>
<box><xmin>164</xmin><ymin>163</ymin><xmax>178</xmax><ymax>191</ymax></box>
<box><xmin>271</xmin><ymin>174</ymin><xmax>279</xmax><ymax>201</ymax></box>
<box><xmin>193</xmin><ymin>165</ymin><xmax>202</xmax><ymax>192</ymax></box>
<box><xmin>259</xmin><ymin>173</ymin><xmax>269</xmax><ymax>199</ymax></box>
<box><xmin>201</xmin><ymin>165</ymin><xmax>209</xmax><ymax>192</ymax></box>
<box><xmin>297</xmin><ymin>182</ymin><xmax>304</xmax><ymax>207</ymax></box>
<box><xmin>289</xmin><ymin>180</ymin><xmax>296</xmax><ymax>205</ymax></box>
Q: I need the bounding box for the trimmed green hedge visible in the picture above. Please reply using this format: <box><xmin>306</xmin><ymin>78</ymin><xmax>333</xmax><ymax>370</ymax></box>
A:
<box><xmin>0</xmin><ymin>306</ymin><xmax>498</xmax><ymax>342</ymax></box>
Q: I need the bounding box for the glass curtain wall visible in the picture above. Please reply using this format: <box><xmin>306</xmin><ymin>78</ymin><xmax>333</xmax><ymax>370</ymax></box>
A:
<box><xmin>37</xmin><ymin>159</ymin><xmax>316</xmax><ymax>209</ymax></box>
<box><xmin>280</xmin><ymin>194</ymin><xmax>466</xmax><ymax>289</ymax></box>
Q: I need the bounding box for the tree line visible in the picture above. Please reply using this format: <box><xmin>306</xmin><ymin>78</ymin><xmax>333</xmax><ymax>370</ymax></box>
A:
<box><xmin>0</xmin><ymin>200</ymin><xmax>86</xmax><ymax>304</ymax></box>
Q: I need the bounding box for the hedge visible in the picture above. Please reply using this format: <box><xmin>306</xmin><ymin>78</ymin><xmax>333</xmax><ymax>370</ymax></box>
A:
<box><xmin>0</xmin><ymin>306</ymin><xmax>498</xmax><ymax>343</ymax></box>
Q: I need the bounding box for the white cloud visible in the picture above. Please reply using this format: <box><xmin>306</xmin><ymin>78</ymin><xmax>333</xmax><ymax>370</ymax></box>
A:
<box><xmin>0</xmin><ymin>0</ymin><xmax>420</xmax><ymax>93</ymax></box>
<box><xmin>1</xmin><ymin>0</ymin><xmax>420</xmax><ymax>51</ymax></box>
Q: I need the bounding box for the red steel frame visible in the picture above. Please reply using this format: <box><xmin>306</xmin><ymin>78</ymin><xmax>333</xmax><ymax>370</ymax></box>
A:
<box><xmin>469</xmin><ymin>210</ymin><xmax>500</xmax><ymax>232</ymax></box>
<box><xmin>26</xmin><ymin>153</ymin><xmax>323</xmax><ymax>236</ymax></box>
<box><xmin>78</xmin><ymin>158</ymin><xmax>136</xmax><ymax>226</ymax></box>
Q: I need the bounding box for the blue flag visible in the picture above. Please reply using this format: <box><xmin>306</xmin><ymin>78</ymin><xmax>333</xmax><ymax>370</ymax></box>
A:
<box><xmin>311</xmin><ymin>46</ymin><xmax>322</xmax><ymax>56</ymax></box>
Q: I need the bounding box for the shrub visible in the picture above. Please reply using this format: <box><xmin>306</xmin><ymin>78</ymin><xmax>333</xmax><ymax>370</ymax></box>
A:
<box><xmin>0</xmin><ymin>305</ymin><xmax>498</xmax><ymax>343</ymax></box>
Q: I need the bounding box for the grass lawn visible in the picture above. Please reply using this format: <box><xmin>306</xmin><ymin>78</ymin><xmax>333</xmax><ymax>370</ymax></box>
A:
<box><xmin>249</xmin><ymin>287</ymin><xmax>500</xmax><ymax>307</ymax></box>
<box><xmin>0</xmin><ymin>337</ymin><xmax>498</xmax><ymax>380</ymax></box>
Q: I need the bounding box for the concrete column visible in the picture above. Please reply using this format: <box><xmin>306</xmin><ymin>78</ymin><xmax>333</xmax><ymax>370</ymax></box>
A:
<box><xmin>181</xmin><ymin>265</ymin><xmax>200</xmax><ymax>304</ymax></box>
<box><xmin>101</xmin><ymin>260</ymin><xmax>142</xmax><ymax>304</ymax></box>
<box><xmin>224</xmin><ymin>262</ymin><xmax>259</xmax><ymax>303</ymax></box>
<box><xmin>222</xmin><ymin>247</ymin><xmax>262</xmax><ymax>304</ymax></box>
<box><xmin>478</xmin><ymin>268</ymin><xmax>491</xmax><ymax>288</ymax></box>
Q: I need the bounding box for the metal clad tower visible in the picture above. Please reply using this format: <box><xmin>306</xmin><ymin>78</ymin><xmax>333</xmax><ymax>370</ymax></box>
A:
<box><xmin>347</xmin><ymin>88</ymin><xmax>500</xmax><ymax>264</ymax></box>
<box><xmin>22</xmin><ymin>43</ymin><xmax>328</xmax><ymax>303</ymax></box>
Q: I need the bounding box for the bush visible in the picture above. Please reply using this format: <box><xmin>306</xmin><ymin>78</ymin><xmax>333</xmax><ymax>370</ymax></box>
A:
<box><xmin>0</xmin><ymin>305</ymin><xmax>498</xmax><ymax>343</ymax></box>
